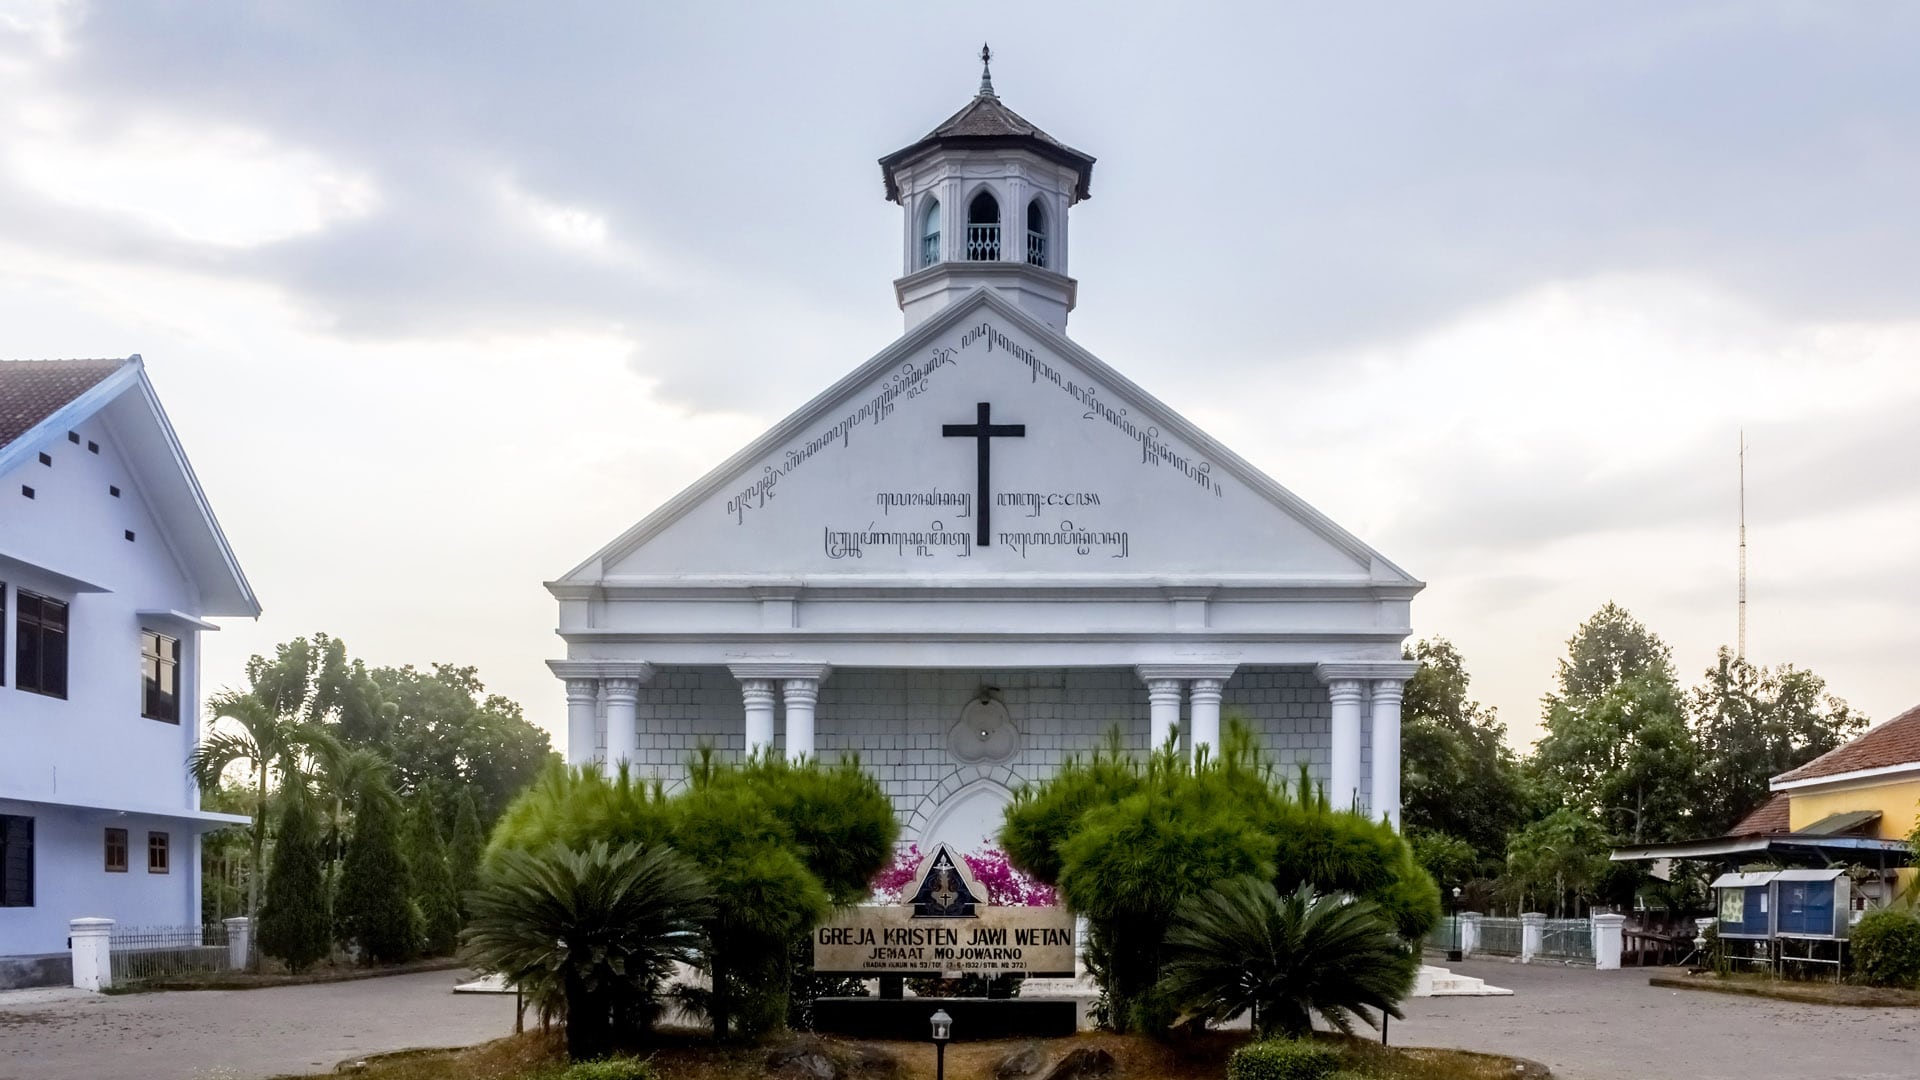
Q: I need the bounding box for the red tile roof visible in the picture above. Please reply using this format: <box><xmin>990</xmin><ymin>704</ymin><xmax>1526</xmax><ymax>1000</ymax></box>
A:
<box><xmin>0</xmin><ymin>359</ymin><xmax>126</xmax><ymax>449</ymax></box>
<box><xmin>1775</xmin><ymin>702</ymin><xmax>1920</xmax><ymax>784</ymax></box>
<box><xmin>1729</xmin><ymin>792</ymin><xmax>1792</xmax><ymax>835</ymax></box>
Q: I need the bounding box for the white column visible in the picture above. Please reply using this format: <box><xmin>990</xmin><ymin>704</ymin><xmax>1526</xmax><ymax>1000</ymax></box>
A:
<box><xmin>564</xmin><ymin>677</ymin><xmax>599</xmax><ymax>766</ymax></box>
<box><xmin>70</xmin><ymin>918</ymin><xmax>113</xmax><ymax>991</ymax></box>
<box><xmin>782</xmin><ymin>678</ymin><xmax>820</xmax><ymax>763</ymax></box>
<box><xmin>740</xmin><ymin>678</ymin><xmax>777</xmax><ymax>758</ymax></box>
<box><xmin>1189</xmin><ymin>678</ymin><xmax>1226</xmax><ymax>762</ymax></box>
<box><xmin>1460</xmin><ymin>912</ymin><xmax>1482</xmax><ymax>959</ymax></box>
<box><xmin>223</xmin><ymin>916</ymin><xmax>251</xmax><ymax>971</ymax></box>
<box><xmin>1145</xmin><ymin>679</ymin><xmax>1183</xmax><ymax>751</ymax></box>
<box><xmin>1369</xmin><ymin>678</ymin><xmax>1405</xmax><ymax>827</ymax></box>
<box><xmin>603</xmin><ymin>677</ymin><xmax>641</xmax><ymax>768</ymax></box>
<box><xmin>1325</xmin><ymin>679</ymin><xmax>1365</xmax><ymax>812</ymax></box>
<box><xmin>1592</xmin><ymin>913</ymin><xmax>1626</xmax><ymax>970</ymax></box>
<box><xmin>1521</xmin><ymin>912</ymin><xmax>1546</xmax><ymax>964</ymax></box>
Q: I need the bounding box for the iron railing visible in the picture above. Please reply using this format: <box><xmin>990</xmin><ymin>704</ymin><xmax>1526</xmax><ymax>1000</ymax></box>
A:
<box><xmin>1026</xmin><ymin>229</ymin><xmax>1047</xmax><ymax>267</ymax></box>
<box><xmin>108</xmin><ymin>924</ymin><xmax>233</xmax><ymax>985</ymax></box>
<box><xmin>1538</xmin><ymin>918</ymin><xmax>1596</xmax><ymax>963</ymax></box>
<box><xmin>1476</xmin><ymin>916</ymin><xmax>1525</xmax><ymax>957</ymax></box>
<box><xmin>966</xmin><ymin>223</ymin><xmax>1000</xmax><ymax>261</ymax></box>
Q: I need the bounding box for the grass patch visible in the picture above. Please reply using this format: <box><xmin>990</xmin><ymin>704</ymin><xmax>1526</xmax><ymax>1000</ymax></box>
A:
<box><xmin>1650</xmin><ymin>970</ymin><xmax>1920</xmax><ymax>1007</ymax></box>
<box><xmin>144</xmin><ymin>957</ymin><xmax>469</xmax><ymax>992</ymax></box>
<box><xmin>286</xmin><ymin>1029</ymin><xmax>1546</xmax><ymax>1080</ymax></box>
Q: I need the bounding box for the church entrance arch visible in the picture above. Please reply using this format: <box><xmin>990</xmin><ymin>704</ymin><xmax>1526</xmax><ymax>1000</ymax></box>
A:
<box><xmin>912</xmin><ymin>776</ymin><xmax>1015</xmax><ymax>853</ymax></box>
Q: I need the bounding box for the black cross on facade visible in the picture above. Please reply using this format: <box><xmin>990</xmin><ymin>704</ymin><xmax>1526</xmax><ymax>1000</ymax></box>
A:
<box><xmin>943</xmin><ymin>401</ymin><xmax>1024</xmax><ymax>546</ymax></box>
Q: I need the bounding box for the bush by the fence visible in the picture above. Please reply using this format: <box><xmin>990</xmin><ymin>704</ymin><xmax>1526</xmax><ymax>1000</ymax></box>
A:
<box><xmin>1227</xmin><ymin>1039</ymin><xmax>1341</xmax><ymax>1080</ymax></box>
<box><xmin>1852</xmin><ymin>908</ymin><xmax>1920</xmax><ymax>988</ymax></box>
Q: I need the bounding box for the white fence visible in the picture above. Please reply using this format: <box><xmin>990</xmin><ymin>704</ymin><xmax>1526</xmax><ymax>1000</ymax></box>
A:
<box><xmin>1433</xmin><ymin>912</ymin><xmax>1624</xmax><ymax>969</ymax></box>
<box><xmin>70</xmin><ymin>917</ymin><xmax>249</xmax><ymax>990</ymax></box>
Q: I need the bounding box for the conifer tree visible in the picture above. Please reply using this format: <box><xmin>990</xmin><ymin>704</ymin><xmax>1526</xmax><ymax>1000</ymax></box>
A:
<box><xmin>257</xmin><ymin>790</ymin><xmax>331</xmax><ymax>973</ymax></box>
<box><xmin>449</xmin><ymin>787</ymin><xmax>486</xmax><ymax>919</ymax></box>
<box><xmin>338</xmin><ymin>776</ymin><xmax>418</xmax><ymax>964</ymax></box>
<box><xmin>406</xmin><ymin>787</ymin><xmax>462</xmax><ymax>955</ymax></box>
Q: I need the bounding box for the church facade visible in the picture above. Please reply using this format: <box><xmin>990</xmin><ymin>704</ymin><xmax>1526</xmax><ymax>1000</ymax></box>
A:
<box><xmin>548</xmin><ymin>57</ymin><xmax>1420</xmax><ymax>849</ymax></box>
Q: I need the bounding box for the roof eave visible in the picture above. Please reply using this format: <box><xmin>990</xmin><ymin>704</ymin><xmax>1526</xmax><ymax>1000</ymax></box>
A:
<box><xmin>879</xmin><ymin>136</ymin><xmax>1096</xmax><ymax>202</ymax></box>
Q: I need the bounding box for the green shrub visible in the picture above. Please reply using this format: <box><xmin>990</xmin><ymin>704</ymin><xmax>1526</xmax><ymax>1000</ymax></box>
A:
<box><xmin>1227</xmin><ymin>1039</ymin><xmax>1341</xmax><ymax>1080</ymax></box>
<box><xmin>552</xmin><ymin>1056</ymin><xmax>655</xmax><ymax>1080</ymax></box>
<box><xmin>1852</xmin><ymin>908</ymin><xmax>1920</xmax><ymax>988</ymax></box>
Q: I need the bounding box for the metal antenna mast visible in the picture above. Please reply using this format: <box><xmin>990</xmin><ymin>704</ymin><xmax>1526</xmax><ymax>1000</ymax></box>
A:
<box><xmin>1738</xmin><ymin>430</ymin><xmax>1748</xmax><ymax>660</ymax></box>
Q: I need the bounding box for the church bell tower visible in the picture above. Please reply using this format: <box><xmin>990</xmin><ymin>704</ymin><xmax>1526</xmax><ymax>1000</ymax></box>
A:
<box><xmin>880</xmin><ymin>46</ymin><xmax>1095</xmax><ymax>334</ymax></box>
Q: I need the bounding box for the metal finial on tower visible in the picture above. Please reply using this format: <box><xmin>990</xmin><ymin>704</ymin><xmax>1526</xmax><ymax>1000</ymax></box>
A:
<box><xmin>978</xmin><ymin>43</ymin><xmax>996</xmax><ymax>97</ymax></box>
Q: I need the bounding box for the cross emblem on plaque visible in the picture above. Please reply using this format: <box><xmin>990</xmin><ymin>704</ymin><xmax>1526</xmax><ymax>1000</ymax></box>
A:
<box><xmin>943</xmin><ymin>401</ymin><xmax>1025</xmax><ymax>546</ymax></box>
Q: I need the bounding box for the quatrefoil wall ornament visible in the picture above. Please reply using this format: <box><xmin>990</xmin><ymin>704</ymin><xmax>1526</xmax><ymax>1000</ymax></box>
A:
<box><xmin>948</xmin><ymin>692</ymin><xmax>1018</xmax><ymax>764</ymax></box>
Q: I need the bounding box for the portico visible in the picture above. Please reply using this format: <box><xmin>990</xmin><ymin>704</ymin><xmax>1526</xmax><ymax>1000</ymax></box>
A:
<box><xmin>546</xmin><ymin>59</ymin><xmax>1423</xmax><ymax>848</ymax></box>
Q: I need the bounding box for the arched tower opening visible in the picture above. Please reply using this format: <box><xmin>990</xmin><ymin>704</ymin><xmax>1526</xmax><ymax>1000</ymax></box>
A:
<box><xmin>1026</xmin><ymin>198</ymin><xmax>1048</xmax><ymax>268</ymax></box>
<box><xmin>966</xmin><ymin>190</ymin><xmax>1001</xmax><ymax>261</ymax></box>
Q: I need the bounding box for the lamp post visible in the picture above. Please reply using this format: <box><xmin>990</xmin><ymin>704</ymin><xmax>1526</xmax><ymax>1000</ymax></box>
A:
<box><xmin>929</xmin><ymin>1008</ymin><xmax>952</xmax><ymax>1080</ymax></box>
<box><xmin>1447</xmin><ymin>886</ymin><xmax>1463</xmax><ymax>962</ymax></box>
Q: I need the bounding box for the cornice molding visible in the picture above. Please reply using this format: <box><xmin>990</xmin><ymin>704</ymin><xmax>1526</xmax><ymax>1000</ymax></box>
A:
<box><xmin>1314</xmin><ymin>661</ymin><xmax>1421</xmax><ymax>685</ymax></box>
<box><xmin>727</xmin><ymin>661</ymin><xmax>833</xmax><ymax>681</ymax></box>
<box><xmin>546</xmin><ymin>659</ymin><xmax>654</xmax><ymax>682</ymax></box>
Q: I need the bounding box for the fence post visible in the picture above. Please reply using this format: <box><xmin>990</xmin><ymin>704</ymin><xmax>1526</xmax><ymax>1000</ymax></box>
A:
<box><xmin>1591</xmin><ymin>913</ymin><xmax>1626</xmax><ymax>970</ymax></box>
<box><xmin>1460</xmin><ymin>912</ymin><xmax>1482</xmax><ymax>959</ymax></box>
<box><xmin>1520</xmin><ymin>912</ymin><xmax>1545</xmax><ymax>964</ymax></box>
<box><xmin>224</xmin><ymin>917</ymin><xmax>251</xmax><ymax>971</ymax></box>
<box><xmin>70</xmin><ymin>918</ymin><xmax>114</xmax><ymax>991</ymax></box>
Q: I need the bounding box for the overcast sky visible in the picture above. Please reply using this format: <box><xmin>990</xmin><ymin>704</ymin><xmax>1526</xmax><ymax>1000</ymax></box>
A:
<box><xmin>4</xmin><ymin>2</ymin><xmax>1916</xmax><ymax>748</ymax></box>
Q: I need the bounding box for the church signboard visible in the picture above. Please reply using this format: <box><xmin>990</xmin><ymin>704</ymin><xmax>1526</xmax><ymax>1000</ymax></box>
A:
<box><xmin>812</xmin><ymin>844</ymin><xmax>1077</xmax><ymax>978</ymax></box>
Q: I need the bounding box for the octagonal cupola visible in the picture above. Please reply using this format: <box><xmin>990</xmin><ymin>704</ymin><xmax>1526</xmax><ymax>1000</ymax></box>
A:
<box><xmin>881</xmin><ymin>46</ymin><xmax>1095</xmax><ymax>334</ymax></box>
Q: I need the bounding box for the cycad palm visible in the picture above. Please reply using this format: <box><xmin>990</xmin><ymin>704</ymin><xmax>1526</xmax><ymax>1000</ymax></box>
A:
<box><xmin>1159</xmin><ymin>877</ymin><xmax>1416</xmax><ymax>1037</ymax></box>
<box><xmin>463</xmin><ymin>841</ymin><xmax>710</xmax><ymax>1061</ymax></box>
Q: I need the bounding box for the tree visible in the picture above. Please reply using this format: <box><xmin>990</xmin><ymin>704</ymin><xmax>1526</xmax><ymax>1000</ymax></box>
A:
<box><xmin>1504</xmin><ymin>808</ymin><xmax>1611</xmax><ymax>917</ymax></box>
<box><xmin>1688</xmin><ymin>649</ymin><xmax>1866</xmax><ymax>834</ymax></box>
<box><xmin>364</xmin><ymin>664</ymin><xmax>557</xmax><ymax>823</ymax></box>
<box><xmin>1399</xmin><ymin>638</ymin><xmax>1529</xmax><ymax>868</ymax></box>
<box><xmin>1159</xmin><ymin>879</ymin><xmax>1417</xmax><ymax>1037</ymax></box>
<box><xmin>337</xmin><ymin>775</ymin><xmax>417</xmax><ymax>964</ymax></box>
<box><xmin>1537</xmin><ymin>676</ymin><xmax>1697</xmax><ymax>844</ymax></box>
<box><xmin>1000</xmin><ymin>725</ymin><xmax>1437</xmax><ymax>1034</ymax></box>
<box><xmin>1407</xmin><ymin>829</ymin><xmax>1479</xmax><ymax>893</ymax></box>
<box><xmin>307</xmin><ymin>741</ymin><xmax>392</xmax><ymax>942</ymax></box>
<box><xmin>256</xmin><ymin>790</ymin><xmax>331</xmax><ymax>973</ymax></box>
<box><xmin>406</xmin><ymin>787</ymin><xmax>462</xmax><ymax>956</ymax></box>
<box><xmin>1550</xmin><ymin>602</ymin><xmax>1675</xmax><ymax>702</ymax></box>
<box><xmin>449</xmin><ymin>787</ymin><xmax>486</xmax><ymax>919</ymax></box>
<box><xmin>464</xmin><ymin>842</ymin><xmax>710</xmax><ymax>1060</ymax></box>
<box><xmin>188</xmin><ymin>685</ymin><xmax>326</xmax><ymax>970</ymax></box>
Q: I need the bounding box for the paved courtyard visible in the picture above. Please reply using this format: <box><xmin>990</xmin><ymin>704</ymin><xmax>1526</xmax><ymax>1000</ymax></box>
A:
<box><xmin>0</xmin><ymin>970</ymin><xmax>516</xmax><ymax>1080</ymax></box>
<box><xmin>1397</xmin><ymin>958</ymin><xmax>1920</xmax><ymax>1080</ymax></box>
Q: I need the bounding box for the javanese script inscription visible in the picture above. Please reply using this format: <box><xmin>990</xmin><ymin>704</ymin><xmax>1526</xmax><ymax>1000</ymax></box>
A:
<box><xmin>724</xmin><ymin>348</ymin><xmax>957</xmax><ymax>524</ymax></box>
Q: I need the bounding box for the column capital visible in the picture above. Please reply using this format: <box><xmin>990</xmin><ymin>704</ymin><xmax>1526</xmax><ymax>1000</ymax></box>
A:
<box><xmin>1144</xmin><ymin>678</ymin><xmax>1184</xmax><ymax>702</ymax></box>
<box><xmin>602</xmin><ymin>677</ymin><xmax>643</xmax><ymax>703</ymax></box>
<box><xmin>729</xmin><ymin>661</ymin><xmax>831</xmax><ymax>682</ymax></box>
<box><xmin>738</xmin><ymin>678</ymin><xmax>778</xmax><ymax>703</ymax></box>
<box><xmin>1370</xmin><ymin>678</ymin><xmax>1407</xmax><ymax>705</ymax></box>
<box><xmin>548</xmin><ymin>659</ymin><xmax>653</xmax><ymax>683</ymax></box>
<box><xmin>1314</xmin><ymin>660</ymin><xmax>1419</xmax><ymax>685</ymax></box>
<box><xmin>781</xmin><ymin>678</ymin><xmax>821</xmax><ymax>707</ymax></box>
<box><xmin>1136</xmin><ymin>663</ymin><xmax>1239</xmax><ymax>683</ymax></box>
<box><xmin>1324</xmin><ymin>678</ymin><xmax>1366</xmax><ymax>705</ymax></box>
<box><xmin>1188</xmin><ymin>677</ymin><xmax>1227</xmax><ymax>698</ymax></box>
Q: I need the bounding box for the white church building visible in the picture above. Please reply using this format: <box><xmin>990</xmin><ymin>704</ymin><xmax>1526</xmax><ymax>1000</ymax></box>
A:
<box><xmin>0</xmin><ymin>357</ymin><xmax>256</xmax><ymax>971</ymax></box>
<box><xmin>549</xmin><ymin>55</ymin><xmax>1420</xmax><ymax>848</ymax></box>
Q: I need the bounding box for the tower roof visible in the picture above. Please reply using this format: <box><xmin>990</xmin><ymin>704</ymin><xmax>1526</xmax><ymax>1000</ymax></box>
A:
<box><xmin>879</xmin><ymin>54</ymin><xmax>1095</xmax><ymax>204</ymax></box>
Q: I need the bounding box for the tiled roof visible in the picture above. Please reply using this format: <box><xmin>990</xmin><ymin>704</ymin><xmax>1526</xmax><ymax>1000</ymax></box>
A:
<box><xmin>1775</xmin><ymin>702</ymin><xmax>1920</xmax><ymax>783</ymax></box>
<box><xmin>0</xmin><ymin>358</ymin><xmax>126</xmax><ymax>449</ymax></box>
<box><xmin>879</xmin><ymin>92</ymin><xmax>1096</xmax><ymax>202</ymax></box>
<box><xmin>1728</xmin><ymin>792</ymin><xmax>1792</xmax><ymax>836</ymax></box>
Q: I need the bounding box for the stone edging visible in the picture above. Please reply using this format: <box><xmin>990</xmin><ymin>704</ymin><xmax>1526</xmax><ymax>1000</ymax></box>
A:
<box><xmin>1648</xmin><ymin>973</ymin><xmax>1920</xmax><ymax>1008</ymax></box>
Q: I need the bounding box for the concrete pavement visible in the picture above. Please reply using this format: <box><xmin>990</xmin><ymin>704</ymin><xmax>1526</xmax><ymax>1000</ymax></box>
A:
<box><xmin>0</xmin><ymin>969</ymin><xmax>516</xmax><ymax>1080</ymax></box>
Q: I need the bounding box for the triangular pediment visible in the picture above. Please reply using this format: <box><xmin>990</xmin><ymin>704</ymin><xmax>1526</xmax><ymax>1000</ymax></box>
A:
<box><xmin>564</xmin><ymin>291</ymin><xmax>1414</xmax><ymax>587</ymax></box>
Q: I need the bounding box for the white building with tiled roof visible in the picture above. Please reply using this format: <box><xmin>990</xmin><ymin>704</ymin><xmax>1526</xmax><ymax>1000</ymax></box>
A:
<box><xmin>0</xmin><ymin>356</ymin><xmax>258</xmax><ymax>980</ymax></box>
<box><xmin>546</xmin><ymin>55</ymin><xmax>1422</xmax><ymax>849</ymax></box>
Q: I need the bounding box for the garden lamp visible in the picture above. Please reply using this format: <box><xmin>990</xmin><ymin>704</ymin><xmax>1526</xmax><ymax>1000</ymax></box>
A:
<box><xmin>1447</xmin><ymin>886</ymin><xmax>1463</xmax><ymax>962</ymax></box>
<box><xmin>930</xmin><ymin>1008</ymin><xmax>953</xmax><ymax>1080</ymax></box>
